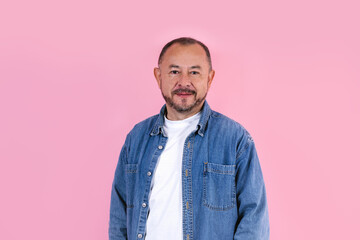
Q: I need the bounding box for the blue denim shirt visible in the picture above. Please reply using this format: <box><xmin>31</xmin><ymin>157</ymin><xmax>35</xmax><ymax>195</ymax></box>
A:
<box><xmin>109</xmin><ymin>101</ymin><xmax>269</xmax><ymax>240</ymax></box>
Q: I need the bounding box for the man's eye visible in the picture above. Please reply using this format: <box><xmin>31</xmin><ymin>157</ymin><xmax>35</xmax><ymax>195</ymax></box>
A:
<box><xmin>190</xmin><ymin>71</ymin><xmax>199</xmax><ymax>75</ymax></box>
<box><xmin>170</xmin><ymin>70</ymin><xmax>179</xmax><ymax>74</ymax></box>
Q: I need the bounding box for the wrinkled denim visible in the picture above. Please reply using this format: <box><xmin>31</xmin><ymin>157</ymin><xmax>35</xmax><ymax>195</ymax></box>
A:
<box><xmin>109</xmin><ymin>101</ymin><xmax>269</xmax><ymax>240</ymax></box>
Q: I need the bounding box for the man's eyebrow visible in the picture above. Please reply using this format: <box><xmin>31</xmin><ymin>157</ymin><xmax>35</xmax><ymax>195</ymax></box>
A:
<box><xmin>190</xmin><ymin>65</ymin><xmax>201</xmax><ymax>69</ymax></box>
<box><xmin>168</xmin><ymin>65</ymin><xmax>202</xmax><ymax>69</ymax></box>
<box><xmin>169</xmin><ymin>64</ymin><xmax>180</xmax><ymax>68</ymax></box>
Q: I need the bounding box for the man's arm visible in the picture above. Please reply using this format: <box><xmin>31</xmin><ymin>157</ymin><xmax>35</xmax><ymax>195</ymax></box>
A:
<box><xmin>109</xmin><ymin>140</ymin><xmax>128</xmax><ymax>240</ymax></box>
<box><xmin>234</xmin><ymin>133</ymin><xmax>270</xmax><ymax>239</ymax></box>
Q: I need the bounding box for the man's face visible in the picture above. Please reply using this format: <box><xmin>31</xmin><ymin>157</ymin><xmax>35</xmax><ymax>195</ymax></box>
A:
<box><xmin>154</xmin><ymin>43</ymin><xmax>215</xmax><ymax>116</ymax></box>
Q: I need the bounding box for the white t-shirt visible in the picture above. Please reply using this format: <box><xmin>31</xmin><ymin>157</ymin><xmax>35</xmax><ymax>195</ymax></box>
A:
<box><xmin>145</xmin><ymin>111</ymin><xmax>201</xmax><ymax>240</ymax></box>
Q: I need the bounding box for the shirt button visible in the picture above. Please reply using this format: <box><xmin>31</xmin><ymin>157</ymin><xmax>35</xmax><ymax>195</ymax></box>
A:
<box><xmin>138</xmin><ymin>233</ymin><xmax>143</xmax><ymax>238</ymax></box>
<box><xmin>147</xmin><ymin>171</ymin><xmax>152</xmax><ymax>176</ymax></box>
<box><xmin>158</xmin><ymin>145</ymin><xmax>163</xmax><ymax>150</ymax></box>
<box><xmin>142</xmin><ymin>202</ymin><xmax>147</xmax><ymax>208</ymax></box>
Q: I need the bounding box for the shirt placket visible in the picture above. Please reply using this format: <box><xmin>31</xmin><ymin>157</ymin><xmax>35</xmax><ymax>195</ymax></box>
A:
<box><xmin>136</xmin><ymin>135</ymin><xmax>168</xmax><ymax>239</ymax></box>
<box><xmin>182</xmin><ymin>134</ymin><xmax>194</xmax><ymax>240</ymax></box>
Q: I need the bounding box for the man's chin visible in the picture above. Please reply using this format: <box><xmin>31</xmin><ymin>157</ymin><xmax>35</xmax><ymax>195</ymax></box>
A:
<box><xmin>168</xmin><ymin>102</ymin><xmax>192</xmax><ymax>112</ymax></box>
<box><xmin>171</xmin><ymin>99</ymin><xmax>203</xmax><ymax>113</ymax></box>
<box><xmin>163</xmin><ymin>93</ymin><xmax>205</xmax><ymax>113</ymax></box>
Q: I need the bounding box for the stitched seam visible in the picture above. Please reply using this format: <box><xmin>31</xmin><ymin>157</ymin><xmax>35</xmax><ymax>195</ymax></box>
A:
<box><xmin>206</xmin><ymin>169</ymin><xmax>235</xmax><ymax>174</ymax></box>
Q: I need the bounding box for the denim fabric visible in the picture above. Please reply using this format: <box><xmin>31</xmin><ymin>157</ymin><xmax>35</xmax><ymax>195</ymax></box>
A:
<box><xmin>109</xmin><ymin>101</ymin><xmax>269</xmax><ymax>240</ymax></box>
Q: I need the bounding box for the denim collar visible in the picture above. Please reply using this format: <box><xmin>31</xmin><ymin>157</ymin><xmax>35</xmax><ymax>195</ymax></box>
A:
<box><xmin>150</xmin><ymin>100</ymin><xmax>211</xmax><ymax>137</ymax></box>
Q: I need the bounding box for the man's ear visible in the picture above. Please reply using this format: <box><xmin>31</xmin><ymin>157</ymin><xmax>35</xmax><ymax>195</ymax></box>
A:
<box><xmin>207</xmin><ymin>70</ymin><xmax>215</xmax><ymax>89</ymax></box>
<box><xmin>154</xmin><ymin>67</ymin><xmax>161</xmax><ymax>88</ymax></box>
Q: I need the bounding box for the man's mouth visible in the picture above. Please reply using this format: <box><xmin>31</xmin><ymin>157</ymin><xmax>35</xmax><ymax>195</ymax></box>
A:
<box><xmin>176</xmin><ymin>92</ymin><xmax>193</xmax><ymax>96</ymax></box>
<box><xmin>173</xmin><ymin>89</ymin><xmax>195</xmax><ymax>97</ymax></box>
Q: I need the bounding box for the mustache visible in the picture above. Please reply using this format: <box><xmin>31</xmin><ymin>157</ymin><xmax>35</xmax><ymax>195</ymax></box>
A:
<box><xmin>172</xmin><ymin>88</ymin><xmax>196</xmax><ymax>95</ymax></box>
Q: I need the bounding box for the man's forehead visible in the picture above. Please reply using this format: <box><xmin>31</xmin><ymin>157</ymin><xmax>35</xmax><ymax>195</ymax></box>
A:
<box><xmin>163</xmin><ymin>43</ymin><xmax>207</xmax><ymax>59</ymax></box>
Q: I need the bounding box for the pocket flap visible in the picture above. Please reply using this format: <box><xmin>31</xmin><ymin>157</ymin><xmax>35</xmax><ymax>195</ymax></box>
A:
<box><xmin>204</xmin><ymin>162</ymin><xmax>235</xmax><ymax>175</ymax></box>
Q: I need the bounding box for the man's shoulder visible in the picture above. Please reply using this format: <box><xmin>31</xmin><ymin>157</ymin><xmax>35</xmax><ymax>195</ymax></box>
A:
<box><xmin>209</xmin><ymin>109</ymin><xmax>247</xmax><ymax>134</ymax></box>
<box><xmin>208</xmin><ymin>109</ymin><xmax>255</xmax><ymax>154</ymax></box>
<box><xmin>128</xmin><ymin>113</ymin><xmax>159</xmax><ymax>137</ymax></box>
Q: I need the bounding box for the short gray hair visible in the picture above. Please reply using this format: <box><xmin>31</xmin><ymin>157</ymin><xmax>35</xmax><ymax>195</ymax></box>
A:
<box><xmin>158</xmin><ymin>37</ymin><xmax>212</xmax><ymax>71</ymax></box>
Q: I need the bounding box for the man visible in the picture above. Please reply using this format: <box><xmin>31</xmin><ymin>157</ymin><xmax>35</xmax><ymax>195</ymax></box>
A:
<box><xmin>109</xmin><ymin>37</ymin><xmax>269</xmax><ymax>240</ymax></box>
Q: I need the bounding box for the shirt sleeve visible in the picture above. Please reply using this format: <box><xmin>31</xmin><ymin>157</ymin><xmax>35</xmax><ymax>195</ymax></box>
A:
<box><xmin>109</xmin><ymin>137</ymin><xmax>129</xmax><ymax>240</ymax></box>
<box><xmin>234</xmin><ymin>132</ymin><xmax>270</xmax><ymax>240</ymax></box>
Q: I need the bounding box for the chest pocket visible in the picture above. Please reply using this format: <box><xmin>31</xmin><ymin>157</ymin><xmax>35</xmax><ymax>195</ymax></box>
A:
<box><xmin>203</xmin><ymin>162</ymin><xmax>236</xmax><ymax>211</ymax></box>
<box><xmin>125</xmin><ymin>164</ymin><xmax>138</xmax><ymax>208</ymax></box>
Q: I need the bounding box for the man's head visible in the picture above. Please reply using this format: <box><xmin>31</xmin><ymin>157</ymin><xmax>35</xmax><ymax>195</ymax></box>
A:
<box><xmin>154</xmin><ymin>37</ymin><xmax>215</xmax><ymax>120</ymax></box>
<box><xmin>158</xmin><ymin>37</ymin><xmax>213</xmax><ymax>72</ymax></box>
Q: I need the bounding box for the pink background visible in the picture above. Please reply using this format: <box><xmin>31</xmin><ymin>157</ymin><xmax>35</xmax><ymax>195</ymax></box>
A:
<box><xmin>1</xmin><ymin>0</ymin><xmax>359</xmax><ymax>239</ymax></box>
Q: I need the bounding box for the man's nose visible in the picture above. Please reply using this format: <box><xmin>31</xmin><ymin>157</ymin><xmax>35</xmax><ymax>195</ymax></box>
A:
<box><xmin>178</xmin><ymin>73</ymin><xmax>191</xmax><ymax>87</ymax></box>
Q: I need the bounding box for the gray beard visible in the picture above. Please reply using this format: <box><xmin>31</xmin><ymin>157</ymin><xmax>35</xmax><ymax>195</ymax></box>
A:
<box><xmin>161</xmin><ymin>92</ymin><xmax>207</xmax><ymax>113</ymax></box>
